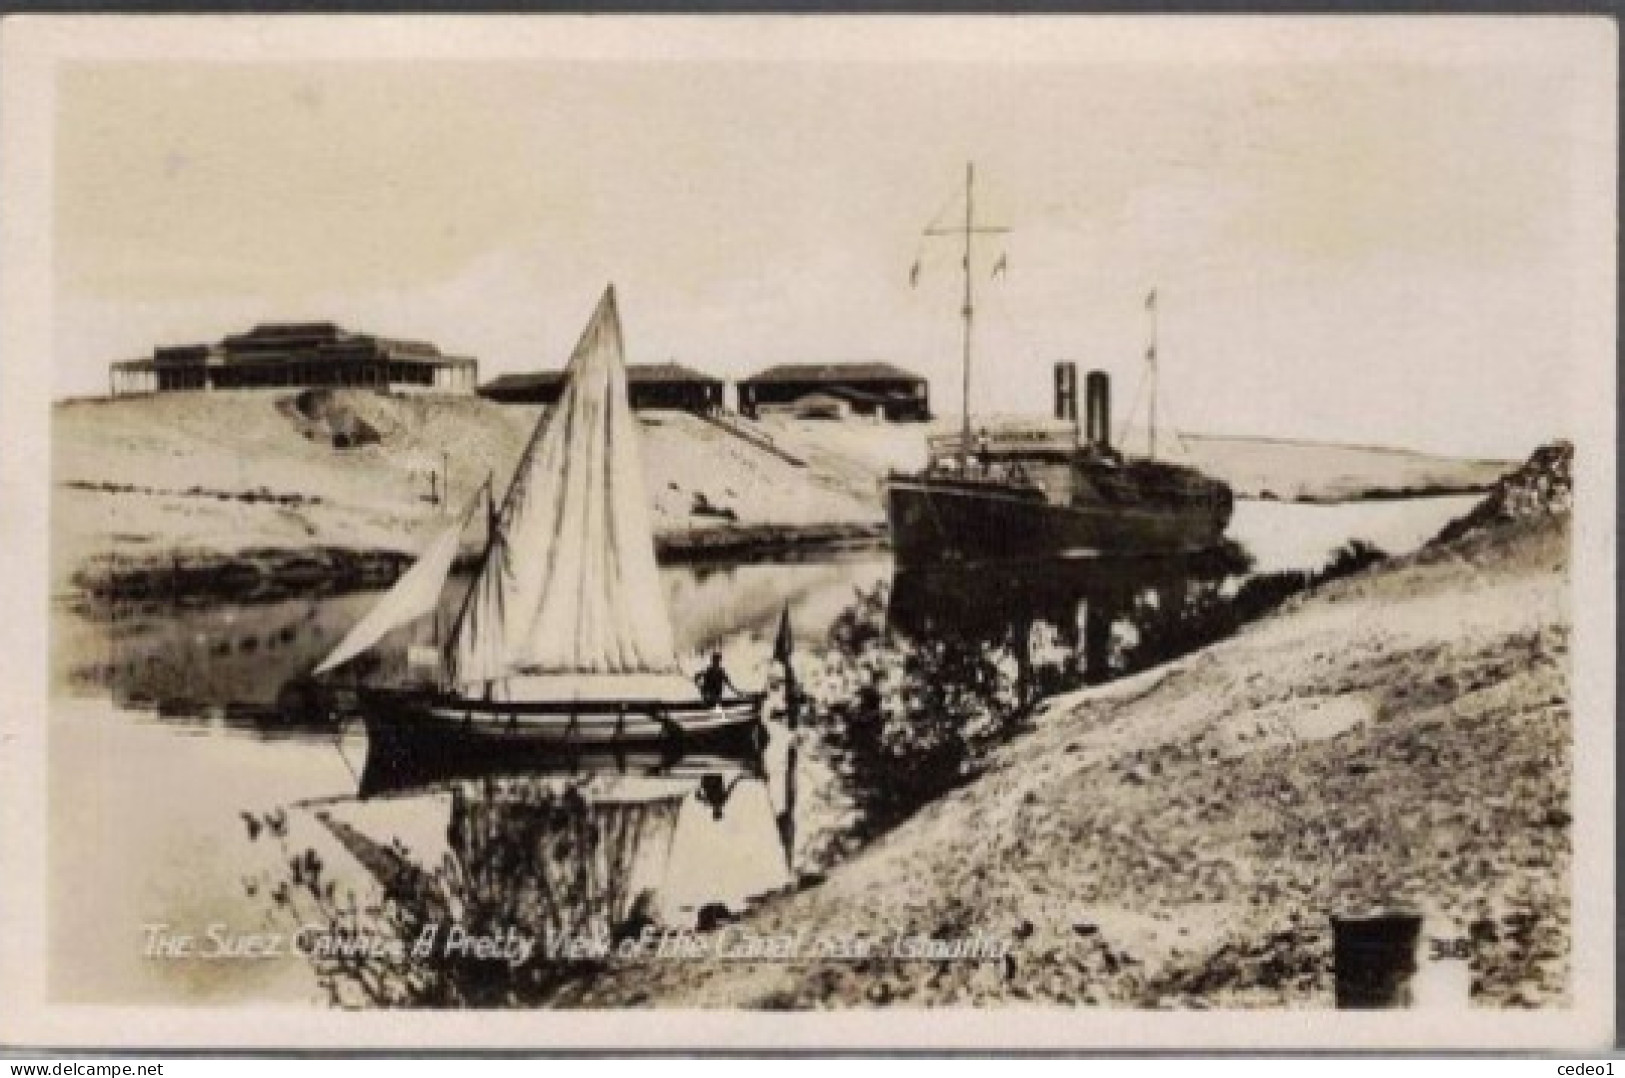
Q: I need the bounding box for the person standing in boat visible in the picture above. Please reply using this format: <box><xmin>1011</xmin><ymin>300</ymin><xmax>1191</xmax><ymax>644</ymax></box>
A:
<box><xmin>695</xmin><ymin>651</ymin><xmax>741</xmax><ymax>705</ymax></box>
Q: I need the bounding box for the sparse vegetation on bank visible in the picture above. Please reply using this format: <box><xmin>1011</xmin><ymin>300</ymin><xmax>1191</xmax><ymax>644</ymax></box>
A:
<box><xmin>799</xmin><ymin>536</ymin><xmax>1392</xmax><ymax>847</ymax></box>
<box><xmin>548</xmin><ymin>443</ymin><xmax>1572</xmax><ymax>1009</ymax></box>
<box><xmin>53</xmin><ymin>391</ymin><xmax>1513</xmax><ymax>601</ymax></box>
<box><xmin>234</xmin><ymin>443</ymin><xmax>1569</xmax><ymax>1011</ymax></box>
<box><xmin>51</xmin><ymin>391</ymin><xmax>883</xmax><ymax>600</ymax></box>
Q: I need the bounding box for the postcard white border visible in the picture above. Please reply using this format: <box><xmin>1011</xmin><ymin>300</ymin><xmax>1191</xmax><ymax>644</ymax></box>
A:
<box><xmin>0</xmin><ymin>14</ymin><xmax>1614</xmax><ymax>1052</ymax></box>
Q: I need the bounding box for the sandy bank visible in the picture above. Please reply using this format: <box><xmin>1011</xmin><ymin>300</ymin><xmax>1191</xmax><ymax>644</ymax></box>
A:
<box><xmin>66</xmin><ymin>521</ymin><xmax>888</xmax><ymax>605</ymax></box>
<box><xmin>1179</xmin><ymin>433</ymin><xmax>1514</xmax><ymax>502</ymax></box>
<box><xmin>51</xmin><ymin>390</ymin><xmax>1512</xmax><ymax>600</ymax></box>
<box><xmin>555</xmin><ymin>505</ymin><xmax>1571</xmax><ymax>1009</ymax></box>
<box><xmin>748</xmin><ymin>416</ymin><xmax>1513</xmax><ymax>503</ymax></box>
<box><xmin>51</xmin><ymin>392</ymin><xmax>883</xmax><ymax>599</ymax></box>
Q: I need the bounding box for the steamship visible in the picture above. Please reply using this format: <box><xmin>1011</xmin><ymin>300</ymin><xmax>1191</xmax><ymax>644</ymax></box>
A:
<box><xmin>884</xmin><ymin>164</ymin><xmax>1234</xmax><ymax>568</ymax></box>
<box><xmin>885</xmin><ymin>366</ymin><xmax>1234</xmax><ymax>566</ymax></box>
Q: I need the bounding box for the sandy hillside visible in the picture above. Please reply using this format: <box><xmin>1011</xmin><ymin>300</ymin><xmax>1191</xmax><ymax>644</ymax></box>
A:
<box><xmin>50</xmin><ymin>389</ymin><xmax>1518</xmax><ymax>599</ymax></box>
<box><xmin>735</xmin><ymin>416</ymin><xmax>1511</xmax><ymax>503</ymax></box>
<box><xmin>51</xmin><ymin>392</ymin><xmax>878</xmax><ymax>595</ymax></box>
<box><xmin>1178</xmin><ymin>434</ymin><xmax>1514</xmax><ymax>501</ymax></box>
<box><xmin>558</xmin><ymin>452</ymin><xmax>1572</xmax><ymax>1009</ymax></box>
<box><xmin>752</xmin><ymin>416</ymin><xmax>930</xmax><ymax>493</ymax></box>
<box><xmin>639</xmin><ymin>411</ymin><xmax>880</xmax><ymax>530</ymax></box>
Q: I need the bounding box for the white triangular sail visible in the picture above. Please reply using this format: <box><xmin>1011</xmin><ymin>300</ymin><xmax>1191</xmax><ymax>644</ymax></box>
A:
<box><xmin>450</xmin><ymin>286</ymin><xmax>680</xmax><ymax>689</ymax></box>
<box><xmin>313</xmin><ymin>492</ymin><xmax>482</xmax><ymax>675</ymax></box>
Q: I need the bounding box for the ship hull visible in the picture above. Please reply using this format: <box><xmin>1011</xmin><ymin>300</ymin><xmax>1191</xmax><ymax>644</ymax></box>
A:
<box><xmin>885</xmin><ymin>474</ymin><xmax>1231</xmax><ymax>566</ymax></box>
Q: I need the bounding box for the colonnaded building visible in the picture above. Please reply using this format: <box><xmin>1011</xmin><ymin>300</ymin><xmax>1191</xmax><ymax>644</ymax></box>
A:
<box><xmin>479</xmin><ymin>362</ymin><xmax>725</xmax><ymax>414</ymax></box>
<box><xmin>109</xmin><ymin>322</ymin><xmax>479</xmax><ymax>396</ymax></box>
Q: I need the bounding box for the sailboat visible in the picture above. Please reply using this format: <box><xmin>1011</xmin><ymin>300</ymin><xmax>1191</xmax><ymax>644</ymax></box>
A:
<box><xmin>884</xmin><ymin>163</ymin><xmax>1234</xmax><ymax>567</ymax></box>
<box><xmin>312</xmin><ymin>285</ymin><xmax>765</xmax><ymax>756</ymax></box>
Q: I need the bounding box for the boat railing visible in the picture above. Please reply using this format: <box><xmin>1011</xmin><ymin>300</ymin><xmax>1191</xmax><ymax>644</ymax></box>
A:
<box><xmin>909</xmin><ymin>457</ymin><xmax>1044</xmax><ymax>490</ymax></box>
<box><xmin>368</xmin><ymin>683</ymin><xmax>766</xmax><ymax>713</ymax></box>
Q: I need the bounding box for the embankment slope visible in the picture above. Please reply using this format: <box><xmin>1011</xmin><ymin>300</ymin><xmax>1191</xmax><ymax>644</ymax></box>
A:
<box><xmin>50</xmin><ymin>390</ymin><xmax>1517</xmax><ymax>598</ymax></box>
<box><xmin>750</xmin><ymin>417</ymin><xmax>1512</xmax><ymax>504</ymax></box>
<box><xmin>560</xmin><ymin>446</ymin><xmax>1572</xmax><ymax>1008</ymax></box>
<box><xmin>51</xmin><ymin>392</ymin><xmax>881</xmax><ymax>597</ymax></box>
<box><xmin>1179</xmin><ymin>433</ymin><xmax>1515</xmax><ymax>502</ymax></box>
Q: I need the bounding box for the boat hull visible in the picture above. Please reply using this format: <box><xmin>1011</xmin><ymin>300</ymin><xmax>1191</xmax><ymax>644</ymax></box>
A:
<box><xmin>357</xmin><ymin>686</ymin><xmax>767</xmax><ymax>771</ymax></box>
<box><xmin>885</xmin><ymin>474</ymin><xmax>1231</xmax><ymax>566</ymax></box>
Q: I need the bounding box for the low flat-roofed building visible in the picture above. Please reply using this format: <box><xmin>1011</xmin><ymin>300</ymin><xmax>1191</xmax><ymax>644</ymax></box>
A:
<box><xmin>109</xmin><ymin>322</ymin><xmax>478</xmax><ymax>396</ymax></box>
<box><xmin>737</xmin><ymin>362</ymin><xmax>930</xmax><ymax>421</ymax></box>
<box><xmin>481</xmin><ymin>362</ymin><xmax>724</xmax><ymax>414</ymax></box>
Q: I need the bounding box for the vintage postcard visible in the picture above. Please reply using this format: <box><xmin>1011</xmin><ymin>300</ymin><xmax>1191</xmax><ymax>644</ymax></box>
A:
<box><xmin>0</xmin><ymin>14</ymin><xmax>1614</xmax><ymax>1053</ymax></box>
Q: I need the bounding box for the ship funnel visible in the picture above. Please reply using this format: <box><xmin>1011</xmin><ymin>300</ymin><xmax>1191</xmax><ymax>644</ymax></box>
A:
<box><xmin>1054</xmin><ymin>362</ymin><xmax>1078</xmax><ymax>423</ymax></box>
<box><xmin>1085</xmin><ymin>370</ymin><xmax>1111</xmax><ymax>449</ymax></box>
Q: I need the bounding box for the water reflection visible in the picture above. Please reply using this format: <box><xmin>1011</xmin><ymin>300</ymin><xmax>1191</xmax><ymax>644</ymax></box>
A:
<box><xmin>78</xmin><ymin>539</ymin><xmax>1288</xmax><ymax>1006</ymax></box>
<box><xmin>55</xmin><ymin>556</ymin><xmax>890</xmax><ymax>736</ymax></box>
<box><xmin>357</xmin><ymin>727</ymin><xmax>769</xmax><ymax>801</ymax></box>
<box><xmin>53</xmin><ymin>593</ymin><xmax>361</xmax><ymax>731</ymax></box>
<box><xmin>248</xmin><ymin>739</ymin><xmax>789</xmax><ymax>1007</ymax></box>
<box><xmin>49</xmin><ymin>497</ymin><xmax>1484</xmax><ymax>1006</ymax></box>
<box><xmin>888</xmin><ymin>543</ymin><xmax>1253</xmax><ymax>693</ymax></box>
<box><xmin>287</xmin><ymin>547</ymin><xmax>1259</xmax><ymax>1007</ymax></box>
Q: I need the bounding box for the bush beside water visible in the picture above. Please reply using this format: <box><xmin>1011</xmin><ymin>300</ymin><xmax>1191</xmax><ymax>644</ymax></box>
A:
<box><xmin>807</xmin><ymin>540</ymin><xmax>1391</xmax><ymax>841</ymax></box>
<box><xmin>803</xmin><ymin>586</ymin><xmax>1028</xmax><ymax>837</ymax></box>
<box><xmin>244</xmin><ymin>538</ymin><xmax>1397</xmax><ymax>1006</ymax></box>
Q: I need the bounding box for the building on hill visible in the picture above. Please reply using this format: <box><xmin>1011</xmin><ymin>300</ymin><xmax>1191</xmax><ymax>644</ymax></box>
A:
<box><xmin>480</xmin><ymin>362</ymin><xmax>725</xmax><ymax>414</ymax></box>
<box><xmin>737</xmin><ymin>362</ymin><xmax>930</xmax><ymax>421</ymax></box>
<box><xmin>109</xmin><ymin>323</ymin><xmax>479</xmax><ymax>396</ymax></box>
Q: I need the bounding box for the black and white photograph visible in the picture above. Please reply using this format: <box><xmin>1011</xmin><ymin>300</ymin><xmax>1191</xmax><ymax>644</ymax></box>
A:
<box><xmin>0</xmin><ymin>14</ymin><xmax>1614</xmax><ymax>1053</ymax></box>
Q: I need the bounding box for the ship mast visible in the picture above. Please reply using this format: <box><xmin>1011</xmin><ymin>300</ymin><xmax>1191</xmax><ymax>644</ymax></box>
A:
<box><xmin>925</xmin><ymin>162</ymin><xmax>1007</xmax><ymax>470</ymax></box>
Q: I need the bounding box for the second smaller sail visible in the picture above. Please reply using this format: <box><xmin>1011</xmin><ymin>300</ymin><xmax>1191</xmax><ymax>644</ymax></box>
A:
<box><xmin>314</xmin><ymin>491</ymin><xmax>483</xmax><ymax>676</ymax></box>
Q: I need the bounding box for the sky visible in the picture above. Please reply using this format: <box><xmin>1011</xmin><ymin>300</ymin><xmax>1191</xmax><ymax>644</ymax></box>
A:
<box><xmin>50</xmin><ymin>18</ymin><xmax>1614</xmax><ymax>458</ymax></box>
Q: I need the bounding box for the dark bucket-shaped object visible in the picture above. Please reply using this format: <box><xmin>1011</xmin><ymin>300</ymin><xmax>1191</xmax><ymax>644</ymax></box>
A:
<box><xmin>1332</xmin><ymin>913</ymin><xmax>1423</xmax><ymax>1009</ymax></box>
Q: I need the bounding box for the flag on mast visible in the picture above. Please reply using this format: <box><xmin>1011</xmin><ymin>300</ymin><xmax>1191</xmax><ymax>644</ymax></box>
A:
<box><xmin>772</xmin><ymin>605</ymin><xmax>795</xmax><ymax>679</ymax></box>
<box><xmin>1146</xmin><ymin>287</ymin><xmax>1158</xmax><ymax>310</ymax></box>
<box><xmin>772</xmin><ymin>604</ymin><xmax>798</xmax><ymax>731</ymax></box>
<box><xmin>909</xmin><ymin>260</ymin><xmax>921</xmax><ymax>288</ymax></box>
<box><xmin>992</xmin><ymin>253</ymin><xmax>1008</xmax><ymax>279</ymax></box>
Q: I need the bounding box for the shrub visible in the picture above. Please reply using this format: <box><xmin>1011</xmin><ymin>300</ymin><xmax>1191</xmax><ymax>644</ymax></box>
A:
<box><xmin>241</xmin><ymin>779</ymin><xmax>659</xmax><ymax>1008</ymax></box>
<box><xmin>805</xmin><ymin>583</ymin><xmax>1027</xmax><ymax>836</ymax></box>
<box><xmin>806</xmin><ymin>539</ymin><xmax>1388</xmax><ymax>839</ymax></box>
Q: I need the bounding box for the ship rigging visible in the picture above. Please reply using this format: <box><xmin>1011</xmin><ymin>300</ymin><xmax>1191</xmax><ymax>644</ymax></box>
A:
<box><xmin>884</xmin><ymin>163</ymin><xmax>1234</xmax><ymax>567</ymax></box>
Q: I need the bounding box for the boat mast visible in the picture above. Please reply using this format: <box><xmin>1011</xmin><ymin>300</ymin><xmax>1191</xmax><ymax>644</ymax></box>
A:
<box><xmin>925</xmin><ymin>161</ymin><xmax>1007</xmax><ymax>470</ymax></box>
<box><xmin>1147</xmin><ymin>286</ymin><xmax>1159</xmax><ymax>461</ymax></box>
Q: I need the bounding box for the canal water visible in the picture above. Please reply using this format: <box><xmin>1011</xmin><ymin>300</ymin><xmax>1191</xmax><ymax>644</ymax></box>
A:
<box><xmin>47</xmin><ymin>495</ymin><xmax>1477</xmax><ymax>1005</ymax></box>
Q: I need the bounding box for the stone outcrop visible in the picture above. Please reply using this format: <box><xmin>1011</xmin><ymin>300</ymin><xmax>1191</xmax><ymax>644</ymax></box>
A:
<box><xmin>1434</xmin><ymin>441</ymin><xmax>1572</xmax><ymax>546</ymax></box>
